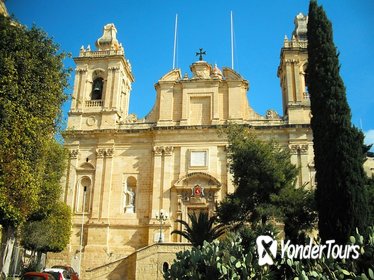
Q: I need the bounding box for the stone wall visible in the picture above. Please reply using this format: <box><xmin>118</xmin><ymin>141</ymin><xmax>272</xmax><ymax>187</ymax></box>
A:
<box><xmin>84</xmin><ymin>243</ymin><xmax>191</xmax><ymax>280</ymax></box>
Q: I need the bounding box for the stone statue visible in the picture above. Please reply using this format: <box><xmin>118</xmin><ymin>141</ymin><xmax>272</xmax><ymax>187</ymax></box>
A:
<box><xmin>124</xmin><ymin>185</ymin><xmax>135</xmax><ymax>213</ymax></box>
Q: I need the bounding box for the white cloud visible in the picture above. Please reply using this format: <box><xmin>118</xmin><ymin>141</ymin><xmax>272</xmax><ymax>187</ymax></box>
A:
<box><xmin>364</xmin><ymin>130</ymin><xmax>374</xmax><ymax>150</ymax></box>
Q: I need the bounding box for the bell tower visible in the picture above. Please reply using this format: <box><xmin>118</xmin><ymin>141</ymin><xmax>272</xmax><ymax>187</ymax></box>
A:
<box><xmin>278</xmin><ymin>13</ymin><xmax>310</xmax><ymax>124</ymax></box>
<box><xmin>67</xmin><ymin>23</ymin><xmax>134</xmax><ymax>130</ymax></box>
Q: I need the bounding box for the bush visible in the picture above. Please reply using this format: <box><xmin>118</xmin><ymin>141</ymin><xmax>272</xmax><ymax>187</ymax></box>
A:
<box><xmin>164</xmin><ymin>227</ymin><xmax>374</xmax><ymax>279</ymax></box>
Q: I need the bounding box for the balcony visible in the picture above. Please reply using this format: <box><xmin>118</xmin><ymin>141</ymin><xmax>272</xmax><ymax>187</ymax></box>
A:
<box><xmin>85</xmin><ymin>100</ymin><xmax>103</xmax><ymax>107</ymax></box>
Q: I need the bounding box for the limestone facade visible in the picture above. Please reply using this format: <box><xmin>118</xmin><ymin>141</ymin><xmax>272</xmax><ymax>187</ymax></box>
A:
<box><xmin>54</xmin><ymin>15</ymin><xmax>315</xmax><ymax>279</ymax></box>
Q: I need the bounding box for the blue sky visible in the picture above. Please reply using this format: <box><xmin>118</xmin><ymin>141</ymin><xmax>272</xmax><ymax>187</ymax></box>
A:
<box><xmin>6</xmin><ymin>0</ymin><xmax>374</xmax><ymax>146</ymax></box>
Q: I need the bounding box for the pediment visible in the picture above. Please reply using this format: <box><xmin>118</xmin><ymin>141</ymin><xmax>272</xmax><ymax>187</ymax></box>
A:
<box><xmin>77</xmin><ymin>162</ymin><xmax>95</xmax><ymax>171</ymax></box>
<box><xmin>159</xmin><ymin>69</ymin><xmax>182</xmax><ymax>82</ymax></box>
<box><xmin>174</xmin><ymin>172</ymin><xmax>221</xmax><ymax>188</ymax></box>
<box><xmin>222</xmin><ymin>67</ymin><xmax>242</xmax><ymax>80</ymax></box>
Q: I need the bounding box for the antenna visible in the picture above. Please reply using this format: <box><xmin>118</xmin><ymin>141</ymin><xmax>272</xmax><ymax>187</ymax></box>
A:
<box><xmin>231</xmin><ymin>11</ymin><xmax>234</xmax><ymax>70</ymax></box>
<box><xmin>173</xmin><ymin>14</ymin><xmax>178</xmax><ymax>69</ymax></box>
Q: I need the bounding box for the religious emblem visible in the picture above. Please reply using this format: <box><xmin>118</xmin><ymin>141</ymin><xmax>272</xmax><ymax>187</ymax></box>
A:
<box><xmin>196</xmin><ymin>48</ymin><xmax>206</xmax><ymax>61</ymax></box>
<box><xmin>192</xmin><ymin>184</ymin><xmax>204</xmax><ymax>197</ymax></box>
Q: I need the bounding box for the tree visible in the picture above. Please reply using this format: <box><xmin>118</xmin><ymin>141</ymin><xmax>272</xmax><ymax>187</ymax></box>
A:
<box><xmin>21</xmin><ymin>202</ymin><xmax>72</xmax><ymax>254</ymax></box>
<box><xmin>217</xmin><ymin>125</ymin><xmax>316</xmax><ymax>242</ymax></box>
<box><xmin>273</xmin><ymin>185</ymin><xmax>317</xmax><ymax>243</ymax></box>
<box><xmin>0</xmin><ymin>14</ymin><xmax>69</xmax><ymax>273</ymax></box>
<box><xmin>307</xmin><ymin>0</ymin><xmax>368</xmax><ymax>243</ymax></box>
<box><xmin>171</xmin><ymin>212</ymin><xmax>226</xmax><ymax>247</ymax></box>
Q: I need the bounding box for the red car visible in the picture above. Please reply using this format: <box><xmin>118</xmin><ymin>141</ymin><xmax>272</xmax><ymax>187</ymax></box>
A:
<box><xmin>51</xmin><ymin>266</ymin><xmax>79</xmax><ymax>280</ymax></box>
<box><xmin>21</xmin><ymin>272</ymin><xmax>56</xmax><ymax>280</ymax></box>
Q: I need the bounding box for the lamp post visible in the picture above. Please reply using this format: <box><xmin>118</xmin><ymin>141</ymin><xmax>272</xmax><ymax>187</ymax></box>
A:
<box><xmin>78</xmin><ymin>186</ymin><xmax>87</xmax><ymax>277</ymax></box>
<box><xmin>155</xmin><ymin>209</ymin><xmax>168</xmax><ymax>243</ymax></box>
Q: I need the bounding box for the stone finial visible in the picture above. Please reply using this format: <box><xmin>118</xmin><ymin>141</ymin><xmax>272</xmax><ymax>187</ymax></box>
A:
<box><xmin>96</xmin><ymin>23</ymin><xmax>120</xmax><ymax>51</ymax></box>
<box><xmin>292</xmin><ymin>13</ymin><xmax>308</xmax><ymax>41</ymax></box>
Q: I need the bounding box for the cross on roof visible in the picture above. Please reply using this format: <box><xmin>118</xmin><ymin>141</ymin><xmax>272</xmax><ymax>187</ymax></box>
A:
<box><xmin>196</xmin><ymin>48</ymin><xmax>206</xmax><ymax>61</ymax></box>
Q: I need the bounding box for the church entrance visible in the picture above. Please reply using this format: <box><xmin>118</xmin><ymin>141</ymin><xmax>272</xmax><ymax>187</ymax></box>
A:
<box><xmin>171</xmin><ymin>172</ymin><xmax>221</xmax><ymax>242</ymax></box>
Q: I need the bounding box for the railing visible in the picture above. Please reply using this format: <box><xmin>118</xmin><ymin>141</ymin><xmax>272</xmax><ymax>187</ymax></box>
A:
<box><xmin>284</xmin><ymin>39</ymin><xmax>308</xmax><ymax>49</ymax></box>
<box><xmin>79</xmin><ymin>49</ymin><xmax>124</xmax><ymax>58</ymax></box>
<box><xmin>85</xmin><ymin>100</ymin><xmax>103</xmax><ymax>107</ymax></box>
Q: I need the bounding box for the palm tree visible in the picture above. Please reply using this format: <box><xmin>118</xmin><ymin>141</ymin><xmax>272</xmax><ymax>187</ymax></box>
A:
<box><xmin>171</xmin><ymin>212</ymin><xmax>226</xmax><ymax>247</ymax></box>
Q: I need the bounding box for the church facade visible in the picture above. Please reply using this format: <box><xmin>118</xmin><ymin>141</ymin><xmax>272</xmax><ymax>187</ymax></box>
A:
<box><xmin>54</xmin><ymin>14</ymin><xmax>314</xmax><ymax>279</ymax></box>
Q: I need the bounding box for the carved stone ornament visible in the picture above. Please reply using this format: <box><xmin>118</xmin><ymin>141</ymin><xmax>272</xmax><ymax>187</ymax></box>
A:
<box><xmin>86</xmin><ymin>116</ymin><xmax>96</xmax><ymax>126</ymax></box>
<box><xmin>108</xmin><ymin>66</ymin><xmax>120</xmax><ymax>71</ymax></box>
<box><xmin>153</xmin><ymin>146</ymin><xmax>163</xmax><ymax>156</ymax></box>
<box><xmin>105</xmin><ymin>148</ymin><xmax>114</xmax><ymax>157</ymax></box>
<box><xmin>192</xmin><ymin>184</ymin><xmax>204</xmax><ymax>197</ymax></box>
<box><xmin>125</xmin><ymin>113</ymin><xmax>137</xmax><ymax>123</ymax></box>
<box><xmin>95</xmin><ymin>23</ymin><xmax>120</xmax><ymax>51</ymax></box>
<box><xmin>163</xmin><ymin>146</ymin><xmax>174</xmax><ymax>156</ymax></box>
<box><xmin>289</xmin><ymin>144</ymin><xmax>309</xmax><ymax>154</ymax></box>
<box><xmin>96</xmin><ymin>148</ymin><xmax>106</xmax><ymax>158</ymax></box>
<box><xmin>265</xmin><ymin>109</ymin><xmax>280</xmax><ymax>120</ymax></box>
<box><xmin>69</xmin><ymin>149</ymin><xmax>79</xmax><ymax>159</ymax></box>
<box><xmin>75</xmin><ymin>67</ymin><xmax>87</xmax><ymax>73</ymax></box>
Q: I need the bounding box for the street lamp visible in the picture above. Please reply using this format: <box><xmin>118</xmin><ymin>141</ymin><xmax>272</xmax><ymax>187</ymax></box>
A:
<box><xmin>155</xmin><ymin>209</ymin><xmax>168</xmax><ymax>243</ymax></box>
<box><xmin>78</xmin><ymin>186</ymin><xmax>87</xmax><ymax>277</ymax></box>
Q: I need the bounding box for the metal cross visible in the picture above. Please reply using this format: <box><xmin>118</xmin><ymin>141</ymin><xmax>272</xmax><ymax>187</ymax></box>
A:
<box><xmin>196</xmin><ymin>48</ymin><xmax>206</xmax><ymax>61</ymax></box>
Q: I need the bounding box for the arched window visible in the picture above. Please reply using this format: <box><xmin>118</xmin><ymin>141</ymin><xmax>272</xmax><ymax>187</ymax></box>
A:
<box><xmin>162</xmin><ymin>262</ymin><xmax>169</xmax><ymax>273</ymax></box>
<box><xmin>91</xmin><ymin>77</ymin><xmax>103</xmax><ymax>100</ymax></box>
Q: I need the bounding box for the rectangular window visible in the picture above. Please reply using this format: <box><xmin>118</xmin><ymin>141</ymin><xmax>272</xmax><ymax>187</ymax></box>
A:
<box><xmin>190</xmin><ymin>150</ymin><xmax>208</xmax><ymax>168</ymax></box>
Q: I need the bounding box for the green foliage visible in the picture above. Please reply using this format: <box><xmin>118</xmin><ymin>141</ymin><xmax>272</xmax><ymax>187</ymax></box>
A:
<box><xmin>307</xmin><ymin>0</ymin><xmax>369</xmax><ymax>244</ymax></box>
<box><xmin>217</xmin><ymin>125</ymin><xmax>316</xmax><ymax>242</ymax></box>
<box><xmin>367</xmin><ymin>179</ymin><xmax>374</xmax><ymax>226</ymax></box>
<box><xmin>0</xmin><ymin>14</ymin><xmax>69</xmax><ymax>229</ymax></box>
<box><xmin>171</xmin><ymin>212</ymin><xmax>226</xmax><ymax>247</ymax></box>
<box><xmin>165</xmin><ymin>227</ymin><xmax>374</xmax><ymax>279</ymax></box>
<box><xmin>275</xmin><ymin>226</ymin><xmax>374</xmax><ymax>279</ymax></box>
<box><xmin>274</xmin><ymin>185</ymin><xmax>317</xmax><ymax>243</ymax></box>
<box><xmin>21</xmin><ymin>202</ymin><xmax>72</xmax><ymax>253</ymax></box>
<box><xmin>164</xmin><ymin>233</ymin><xmax>273</xmax><ymax>280</ymax></box>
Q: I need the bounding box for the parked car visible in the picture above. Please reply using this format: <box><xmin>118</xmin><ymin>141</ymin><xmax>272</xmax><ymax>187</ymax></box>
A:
<box><xmin>21</xmin><ymin>272</ymin><xmax>56</xmax><ymax>280</ymax></box>
<box><xmin>51</xmin><ymin>266</ymin><xmax>79</xmax><ymax>280</ymax></box>
<box><xmin>43</xmin><ymin>268</ymin><xmax>70</xmax><ymax>280</ymax></box>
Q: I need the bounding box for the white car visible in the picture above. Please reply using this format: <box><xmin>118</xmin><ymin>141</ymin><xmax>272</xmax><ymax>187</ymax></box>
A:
<box><xmin>43</xmin><ymin>268</ymin><xmax>70</xmax><ymax>280</ymax></box>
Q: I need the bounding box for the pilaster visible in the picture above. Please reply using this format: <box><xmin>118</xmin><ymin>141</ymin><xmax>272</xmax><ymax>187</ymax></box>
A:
<box><xmin>109</xmin><ymin>66</ymin><xmax>120</xmax><ymax>109</ymax></box>
<box><xmin>101</xmin><ymin>148</ymin><xmax>114</xmax><ymax>220</ymax></box>
<box><xmin>151</xmin><ymin>146</ymin><xmax>163</xmax><ymax>216</ymax></box>
<box><xmin>162</xmin><ymin>146</ymin><xmax>174</xmax><ymax>213</ymax></box>
<box><xmin>91</xmin><ymin>148</ymin><xmax>105</xmax><ymax>219</ymax></box>
<box><xmin>65</xmin><ymin>149</ymin><xmax>79</xmax><ymax>207</ymax></box>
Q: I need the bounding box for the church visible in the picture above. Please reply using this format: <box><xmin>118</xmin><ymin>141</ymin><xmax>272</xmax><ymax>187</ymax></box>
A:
<box><xmin>51</xmin><ymin>13</ymin><xmax>314</xmax><ymax>279</ymax></box>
